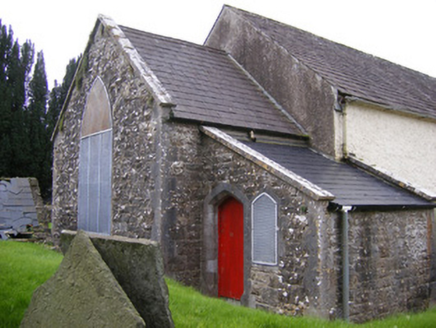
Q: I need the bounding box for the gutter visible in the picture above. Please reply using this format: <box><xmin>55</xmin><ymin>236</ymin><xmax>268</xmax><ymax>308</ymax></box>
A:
<box><xmin>344</xmin><ymin>96</ymin><xmax>436</xmax><ymax>123</ymax></box>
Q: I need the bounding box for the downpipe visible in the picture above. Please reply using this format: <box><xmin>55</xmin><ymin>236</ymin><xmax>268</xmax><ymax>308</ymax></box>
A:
<box><xmin>341</xmin><ymin>205</ymin><xmax>353</xmax><ymax>322</ymax></box>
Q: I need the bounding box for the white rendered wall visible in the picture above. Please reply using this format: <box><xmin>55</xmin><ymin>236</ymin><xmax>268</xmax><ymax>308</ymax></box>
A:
<box><xmin>345</xmin><ymin>102</ymin><xmax>436</xmax><ymax>197</ymax></box>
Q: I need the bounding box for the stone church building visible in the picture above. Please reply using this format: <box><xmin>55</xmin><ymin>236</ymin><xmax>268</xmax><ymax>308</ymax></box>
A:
<box><xmin>52</xmin><ymin>6</ymin><xmax>436</xmax><ymax>322</ymax></box>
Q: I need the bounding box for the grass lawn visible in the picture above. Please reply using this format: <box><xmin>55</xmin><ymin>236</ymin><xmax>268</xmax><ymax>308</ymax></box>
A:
<box><xmin>0</xmin><ymin>241</ymin><xmax>63</xmax><ymax>328</ymax></box>
<box><xmin>1</xmin><ymin>240</ymin><xmax>436</xmax><ymax>327</ymax></box>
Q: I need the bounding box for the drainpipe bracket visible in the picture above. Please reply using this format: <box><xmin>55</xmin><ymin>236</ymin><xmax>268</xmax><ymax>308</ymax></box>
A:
<box><xmin>341</xmin><ymin>205</ymin><xmax>353</xmax><ymax>212</ymax></box>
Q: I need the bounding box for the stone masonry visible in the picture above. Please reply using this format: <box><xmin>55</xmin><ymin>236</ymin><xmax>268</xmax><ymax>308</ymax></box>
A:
<box><xmin>51</xmin><ymin>13</ymin><xmax>435</xmax><ymax>324</ymax></box>
<box><xmin>52</xmin><ymin>21</ymin><xmax>158</xmax><ymax>240</ymax></box>
<box><xmin>347</xmin><ymin>210</ymin><xmax>432</xmax><ymax>323</ymax></box>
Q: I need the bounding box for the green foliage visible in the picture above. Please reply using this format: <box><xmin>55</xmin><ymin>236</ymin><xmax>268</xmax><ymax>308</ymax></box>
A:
<box><xmin>28</xmin><ymin>51</ymin><xmax>50</xmax><ymax>197</ymax></box>
<box><xmin>1</xmin><ymin>241</ymin><xmax>436</xmax><ymax>327</ymax></box>
<box><xmin>75</xmin><ymin>52</ymin><xmax>88</xmax><ymax>90</ymax></box>
<box><xmin>44</xmin><ymin>56</ymin><xmax>80</xmax><ymax>196</ymax></box>
<box><xmin>167</xmin><ymin>278</ymin><xmax>436</xmax><ymax>328</ymax></box>
<box><xmin>167</xmin><ymin>279</ymin><xmax>348</xmax><ymax>328</ymax></box>
<box><xmin>0</xmin><ymin>19</ymin><xmax>80</xmax><ymax>200</ymax></box>
<box><xmin>47</xmin><ymin>56</ymin><xmax>80</xmax><ymax>137</ymax></box>
<box><xmin>0</xmin><ymin>241</ymin><xmax>62</xmax><ymax>327</ymax></box>
<box><xmin>0</xmin><ymin>21</ymin><xmax>34</xmax><ymax>178</ymax></box>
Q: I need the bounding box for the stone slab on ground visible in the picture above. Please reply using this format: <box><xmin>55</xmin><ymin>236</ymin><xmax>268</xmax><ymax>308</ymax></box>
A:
<box><xmin>21</xmin><ymin>230</ymin><xmax>145</xmax><ymax>328</ymax></box>
<box><xmin>61</xmin><ymin>230</ymin><xmax>174</xmax><ymax>328</ymax></box>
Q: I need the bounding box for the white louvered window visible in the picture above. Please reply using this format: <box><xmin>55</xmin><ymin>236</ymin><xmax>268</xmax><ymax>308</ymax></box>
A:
<box><xmin>78</xmin><ymin>77</ymin><xmax>112</xmax><ymax>235</ymax></box>
<box><xmin>252</xmin><ymin>193</ymin><xmax>277</xmax><ymax>265</ymax></box>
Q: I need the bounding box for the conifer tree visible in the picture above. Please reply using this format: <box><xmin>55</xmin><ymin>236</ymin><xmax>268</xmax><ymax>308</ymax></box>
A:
<box><xmin>28</xmin><ymin>51</ymin><xmax>49</xmax><ymax>197</ymax></box>
<box><xmin>0</xmin><ymin>22</ymin><xmax>14</xmax><ymax>174</ymax></box>
<box><xmin>0</xmin><ymin>20</ymin><xmax>80</xmax><ymax>200</ymax></box>
<box><xmin>47</xmin><ymin>56</ymin><xmax>80</xmax><ymax>137</ymax></box>
<box><xmin>0</xmin><ymin>21</ymin><xmax>34</xmax><ymax>178</ymax></box>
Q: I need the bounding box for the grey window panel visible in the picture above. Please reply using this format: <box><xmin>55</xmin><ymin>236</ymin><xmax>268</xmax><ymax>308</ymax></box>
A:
<box><xmin>78</xmin><ymin>130</ymin><xmax>112</xmax><ymax>235</ymax></box>
<box><xmin>252</xmin><ymin>193</ymin><xmax>277</xmax><ymax>265</ymax></box>
<box><xmin>78</xmin><ymin>137</ymin><xmax>90</xmax><ymax>231</ymax></box>
<box><xmin>88</xmin><ymin>134</ymin><xmax>100</xmax><ymax>232</ymax></box>
<box><xmin>99</xmin><ymin>131</ymin><xmax>112</xmax><ymax>234</ymax></box>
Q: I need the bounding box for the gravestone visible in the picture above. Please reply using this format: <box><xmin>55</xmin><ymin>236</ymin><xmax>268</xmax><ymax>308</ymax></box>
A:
<box><xmin>60</xmin><ymin>230</ymin><xmax>174</xmax><ymax>328</ymax></box>
<box><xmin>0</xmin><ymin>178</ymin><xmax>41</xmax><ymax>238</ymax></box>
<box><xmin>21</xmin><ymin>230</ymin><xmax>145</xmax><ymax>327</ymax></box>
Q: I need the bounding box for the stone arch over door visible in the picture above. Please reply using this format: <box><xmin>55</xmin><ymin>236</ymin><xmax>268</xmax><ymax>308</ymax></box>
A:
<box><xmin>202</xmin><ymin>183</ymin><xmax>252</xmax><ymax>306</ymax></box>
<box><xmin>78</xmin><ymin>76</ymin><xmax>113</xmax><ymax>234</ymax></box>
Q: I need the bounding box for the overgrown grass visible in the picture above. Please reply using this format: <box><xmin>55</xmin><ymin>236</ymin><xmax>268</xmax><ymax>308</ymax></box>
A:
<box><xmin>167</xmin><ymin>279</ymin><xmax>350</xmax><ymax>328</ymax></box>
<box><xmin>1</xmin><ymin>240</ymin><xmax>436</xmax><ymax>327</ymax></box>
<box><xmin>0</xmin><ymin>241</ymin><xmax>63</xmax><ymax>328</ymax></box>
<box><xmin>357</xmin><ymin>308</ymin><xmax>436</xmax><ymax>328</ymax></box>
<box><xmin>168</xmin><ymin>279</ymin><xmax>436</xmax><ymax>327</ymax></box>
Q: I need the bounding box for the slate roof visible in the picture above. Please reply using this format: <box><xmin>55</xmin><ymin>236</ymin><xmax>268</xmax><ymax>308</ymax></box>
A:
<box><xmin>228</xmin><ymin>6</ymin><xmax>436</xmax><ymax>119</ymax></box>
<box><xmin>120</xmin><ymin>26</ymin><xmax>303</xmax><ymax>136</ymax></box>
<box><xmin>242</xmin><ymin>141</ymin><xmax>433</xmax><ymax>209</ymax></box>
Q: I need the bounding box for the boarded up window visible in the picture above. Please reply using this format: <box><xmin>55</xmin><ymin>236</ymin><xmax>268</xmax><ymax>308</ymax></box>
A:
<box><xmin>78</xmin><ymin>77</ymin><xmax>112</xmax><ymax>234</ymax></box>
<box><xmin>252</xmin><ymin>193</ymin><xmax>277</xmax><ymax>265</ymax></box>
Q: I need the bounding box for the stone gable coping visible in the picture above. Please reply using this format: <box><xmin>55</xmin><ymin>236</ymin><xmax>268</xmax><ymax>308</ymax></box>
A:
<box><xmin>98</xmin><ymin>14</ymin><xmax>175</xmax><ymax>107</ymax></box>
<box><xmin>200</xmin><ymin>126</ymin><xmax>335</xmax><ymax>201</ymax></box>
<box><xmin>226</xmin><ymin>54</ymin><xmax>308</xmax><ymax>136</ymax></box>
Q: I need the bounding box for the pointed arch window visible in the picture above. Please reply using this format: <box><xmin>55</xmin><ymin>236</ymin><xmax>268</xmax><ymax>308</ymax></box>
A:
<box><xmin>78</xmin><ymin>77</ymin><xmax>112</xmax><ymax>234</ymax></box>
<box><xmin>252</xmin><ymin>193</ymin><xmax>277</xmax><ymax>265</ymax></box>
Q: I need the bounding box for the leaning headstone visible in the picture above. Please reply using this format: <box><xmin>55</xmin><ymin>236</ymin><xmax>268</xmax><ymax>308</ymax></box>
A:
<box><xmin>0</xmin><ymin>178</ymin><xmax>40</xmax><ymax>238</ymax></box>
<box><xmin>61</xmin><ymin>230</ymin><xmax>174</xmax><ymax>328</ymax></box>
<box><xmin>21</xmin><ymin>230</ymin><xmax>145</xmax><ymax>328</ymax></box>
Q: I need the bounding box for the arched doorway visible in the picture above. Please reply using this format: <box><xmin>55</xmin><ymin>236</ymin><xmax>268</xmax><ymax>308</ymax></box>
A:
<box><xmin>218</xmin><ymin>196</ymin><xmax>244</xmax><ymax>300</ymax></box>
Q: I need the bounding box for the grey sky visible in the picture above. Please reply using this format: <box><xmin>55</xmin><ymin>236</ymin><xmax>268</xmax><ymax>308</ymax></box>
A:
<box><xmin>2</xmin><ymin>0</ymin><xmax>435</xmax><ymax>89</ymax></box>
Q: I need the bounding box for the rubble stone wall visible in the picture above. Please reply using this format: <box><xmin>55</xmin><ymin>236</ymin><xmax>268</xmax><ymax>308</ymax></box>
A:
<box><xmin>348</xmin><ymin>210</ymin><xmax>432</xmax><ymax>323</ymax></box>
<box><xmin>52</xmin><ymin>21</ymin><xmax>157</xmax><ymax>240</ymax></box>
<box><xmin>158</xmin><ymin>122</ymin><xmax>338</xmax><ymax>317</ymax></box>
<box><xmin>200</xmin><ymin>133</ymin><xmax>337</xmax><ymax>318</ymax></box>
<box><xmin>159</xmin><ymin>122</ymin><xmax>205</xmax><ymax>287</ymax></box>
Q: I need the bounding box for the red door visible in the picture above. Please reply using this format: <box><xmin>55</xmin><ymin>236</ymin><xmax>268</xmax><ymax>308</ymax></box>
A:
<box><xmin>218</xmin><ymin>197</ymin><xmax>244</xmax><ymax>300</ymax></box>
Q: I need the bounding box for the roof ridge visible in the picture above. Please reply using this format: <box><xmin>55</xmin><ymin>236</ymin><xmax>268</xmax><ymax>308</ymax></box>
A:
<box><xmin>227</xmin><ymin>6</ymin><xmax>436</xmax><ymax>81</ymax></box>
<box><xmin>226</xmin><ymin>6</ymin><xmax>436</xmax><ymax>119</ymax></box>
<box><xmin>225</xmin><ymin>6</ymin><xmax>341</xmax><ymax>96</ymax></box>
<box><xmin>121</xmin><ymin>19</ymin><xmax>304</xmax><ymax>135</ymax></box>
<box><xmin>119</xmin><ymin>24</ymin><xmax>228</xmax><ymax>56</ymax></box>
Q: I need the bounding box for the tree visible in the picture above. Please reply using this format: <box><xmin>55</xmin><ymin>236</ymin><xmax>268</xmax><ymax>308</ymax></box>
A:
<box><xmin>0</xmin><ymin>21</ymin><xmax>34</xmax><ymax>178</ymax></box>
<box><xmin>46</xmin><ymin>56</ymin><xmax>80</xmax><ymax>137</ymax></box>
<box><xmin>42</xmin><ymin>56</ymin><xmax>80</xmax><ymax>199</ymax></box>
<box><xmin>0</xmin><ymin>19</ymin><xmax>80</xmax><ymax>200</ymax></box>
<box><xmin>28</xmin><ymin>51</ymin><xmax>50</xmax><ymax>197</ymax></box>
<box><xmin>0</xmin><ymin>22</ymin><xmax>14</xmax><ymax>174</ymax></box>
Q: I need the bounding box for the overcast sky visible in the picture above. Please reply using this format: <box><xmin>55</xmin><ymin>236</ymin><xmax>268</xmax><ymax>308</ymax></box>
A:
<box><xmin>2</xmin><ymin>0</ymin><xmax>436</xmax><ymax>89</ymax></box>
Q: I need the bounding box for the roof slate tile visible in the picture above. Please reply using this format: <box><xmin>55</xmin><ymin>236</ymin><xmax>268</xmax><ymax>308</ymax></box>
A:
<box><xmin>229</xmin><ymin>7</ymin><xmax>436</xmax><ymax>119</ymax></box>
<box><xmin>242</xmin><ymin>141</ymin><xmax>433</xmax><ymax>208</ymax></box>
<box><xmin>120</xmin><ymin>25</ymin><xmax>303</xmax><ymax>135</ymax></box>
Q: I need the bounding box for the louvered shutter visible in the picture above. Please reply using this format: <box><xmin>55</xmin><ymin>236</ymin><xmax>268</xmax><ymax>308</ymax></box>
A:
<box><xmin>78</xmin><ymin>77</ymin><xmax>112</xmax><ymax>235</ymax></box>
<box><xmin>252</xmin><ymin>193</ymin><xmax>277</xmax><ymax>265</ymax></box>
<box><xmin>78</xmin><ymin>136</ymin><xmax>90</xmax><ymax>230</ymax></box>
<box><xmin>78</xmin><ymin>130</ymin><xmax>112</xmax><ymax>235</ymax></box>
